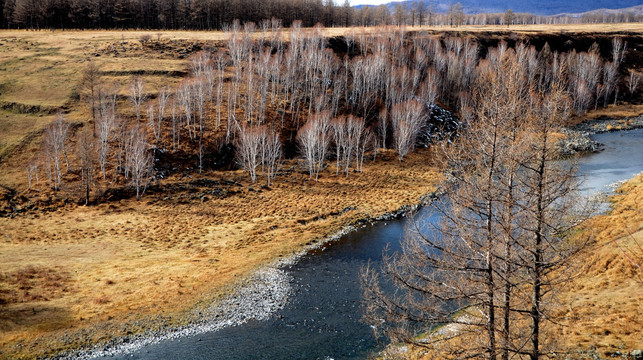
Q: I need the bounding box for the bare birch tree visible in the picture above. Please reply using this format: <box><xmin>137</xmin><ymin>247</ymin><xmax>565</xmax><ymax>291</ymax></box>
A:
<box><xmin>113</xmin><ymin>115</ymin><xmax>128</xmax><ymax>179</ymax></box>
<box><xmin>126</xmin><ymin>126</ymin><xmax>152</xmax><ymax>200</ymax></box>
<box><xmin>331</xmin><ymin>116</ymin><xmax>348</xmax><ymax>176</ymax></box>
<box><xmin>391</xmin><ymin>100</ymin><xmax>425</xmax><ymax>161</ymax></box>
<box><xmin>603</xmin><ymin>62</ymin><xmax>619</xmax><ymax>106</ymax></box>
<box><xmin>297</xmin><ymin>111</ymin><xmax>331</xmax><ymax>181</ymax></box>
<box><xmin>378</xmin><ymin>109</ymin><xmax>388</xmax><ymax>150</ymax></box>
<box><xmin>147</xmin><ymin>104</ymin><xmax>157</xmax><ymax>147</ymax></box>
<box><xmin>170</xmin><ymin>99</ymin><xmax>179</xmax><ymax>151</ymax></box>
<box><xmin>42</xmin><ymin>113</ymin><xmax>70</xmax><ymax>190</ymax></box>
<box><xmin>177</xmin><ymin>80</ymin><xmax>195</xmax><ymax>140</ymax></box>
<box><xmin>347</xmin><ymin>115</ymin><xmax>369</xmax><ymax>173</ymax></box>
<box><xmin>213</xmin><ymin>50</ymin><xmax>228</xmax><ymax>130</ymax></box>
<box><xmin>263</xmin><ymin>128</ymin><xmax>282</xmax><ymax>186</ymax></box>
<box><xmin>154</xmin><ymin>86</ymin><xmax>171</xmax><ymax>149</ymax></box>
<box><xmin>627</xmin><ymin>69</ymin><xmax>641</xmax><ymax>97</ymax></box>
<box><xmin>96</xmin><ymin>109</ymin><xmax>114</xmax><ymax>180</ymax></box>
<box><xmin>26</xmin><ymin>160</ymin><xmax>39</xmax><ymax>190</ymax></box>
<box><xmin>609</xmin><ymin>38</ymin><xmax>627</xmax><ymax>104</ymax></box>
<box><xmin>129</xmin><ymin>76</ymin><xmax>146</xmax><ymax>122</ymax></box>
<box><xmin>236</xmin><ymin>125</ymin><xmax>262</xmax><ymax>183</ymax></box>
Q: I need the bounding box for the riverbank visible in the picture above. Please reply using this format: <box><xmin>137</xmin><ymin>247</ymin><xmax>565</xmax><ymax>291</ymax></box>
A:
<box><xmin>559</xmin><ymin>114</ymin><xmax>643</xmax><ymax>155</ymax></box>
<box><xmin>0</xmin><ymin>148</ymin><xmax>441</xmax><ymax>359</ymax></box>
<box><xmin>556</xmin><ymin>170</ymin><xmax>643</xmax><ymax>359</ymax></box>
<box><xmin>57</xmin><ymin>187</ymin><xmax>440</xmax><ymax>360</ymax></box>
<box><xmin>58</xmin><ymin>268</ymin><xmax>292</xmax><ymax>359</ymax></box>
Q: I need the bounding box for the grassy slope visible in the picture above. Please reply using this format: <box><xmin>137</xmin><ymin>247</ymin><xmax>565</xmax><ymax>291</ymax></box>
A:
<box><xmin>0</xmin><ymin>30</ymin><xmax>190</xmax><ymax>168</ymax></box>
<box><xmin>556</xmin><ymin>173</ymin><xmax>643</xmax><ymax>358</ymax></box>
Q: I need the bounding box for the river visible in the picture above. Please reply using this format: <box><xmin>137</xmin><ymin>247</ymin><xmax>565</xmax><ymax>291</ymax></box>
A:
<box><xmin>108</xmin><ymin>127</ymin><xmax>643</xmax><ymax>360</ymax></box>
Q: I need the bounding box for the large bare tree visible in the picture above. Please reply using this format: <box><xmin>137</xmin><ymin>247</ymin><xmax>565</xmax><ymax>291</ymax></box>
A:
<box><xmin>80</xmin><ymin>60</ymin><xmax>102</xmax><ymax>130</ymax></box>
<box><xmin>517</xmin><ymin>87</ymin><xmax>590</xmax><ymax>360</ymax></box>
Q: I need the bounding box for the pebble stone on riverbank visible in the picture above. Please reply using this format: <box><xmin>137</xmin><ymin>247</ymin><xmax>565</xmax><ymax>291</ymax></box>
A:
<box><xmin>59</xmin><ymin>268</ymin><xmax>291</xmax><ymax>359</ymax></box>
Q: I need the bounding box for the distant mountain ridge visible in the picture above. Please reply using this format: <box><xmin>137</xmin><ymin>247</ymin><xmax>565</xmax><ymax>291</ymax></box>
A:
<box><xmin>359</xmin><ymin>0</ymin><xmax>643</xmax><ymax>16</ymax></box>
<box><xmin>558</xmin><ymin>4</ymin><xmax>643</xmax><ymax>17</ymax></box>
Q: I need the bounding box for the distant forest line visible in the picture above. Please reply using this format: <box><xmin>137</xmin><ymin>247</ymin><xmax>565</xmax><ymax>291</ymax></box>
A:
<box><xmin>1</xmin><ymin>0</ymin><xmax>642</xmax><ymax>30</ymax></box>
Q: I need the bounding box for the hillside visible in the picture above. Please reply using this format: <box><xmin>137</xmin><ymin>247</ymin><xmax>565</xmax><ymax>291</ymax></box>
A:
<box><xmin>374</xmin><ymin>0</ymin><xmax>643</xmax><ymax>15</ymax></box>
<box><xmin>561</xmin><ymin>5</ymin><xmax>643</xmax><ymax>17</ymax></box>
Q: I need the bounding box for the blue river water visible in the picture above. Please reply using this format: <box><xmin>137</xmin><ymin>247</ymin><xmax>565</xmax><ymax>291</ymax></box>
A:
<box><xmin>110</xmin><ymin>127</ymin><xmax>643</xmax><ymax>360</ymax></box>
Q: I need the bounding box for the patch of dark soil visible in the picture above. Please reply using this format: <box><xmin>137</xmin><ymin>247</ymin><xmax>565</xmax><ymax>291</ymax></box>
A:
<box><xmin>326</xmin><ymin>36</ymin><xmax>362</xmax><ymax>58</ymax></box>
<box><xmin>101</xmin><ymin>70</ymin><xmax>188</xmax><ymax>77</ymax></box>
<box><xmin>154</xmin><ymin>139</ymin><xmax>235</xmax><ymax>176</ymax></box>
<box><xmin>98</xmin><ymin>39</ymin><xmax>224</xmax><ymax>60</ymax></box>
<box><xmin>99</xmin><ymin>176</ymin><xmax>242</xmax><ymax>205</ymax></box>
<box><xmin>0</xmin><ymin>265</ymin><xmax>71</xmax><ymax>305</ymax></box>
<box><xmin>0</xmin><ymin>101</ymin><xmax>60</xmax><ymax>115</ymax></box>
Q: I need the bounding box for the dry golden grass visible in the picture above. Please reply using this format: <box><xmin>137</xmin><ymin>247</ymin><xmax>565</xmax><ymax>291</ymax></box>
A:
<box><xmin>556</xmin><ymin>173</ymin><xmax>643</xmax><ymax>358</ymax></box>
<box><xmin>0</xmin><ymin>30</ymin><xmax>193</xmax><ymax>165</ymax></box>
<box><xmin>585</xmin><ymin>104</ymin><xmax>643</xmax><ymax>120</ymax></box>
<box><xmin>567</xmin><ymin>104</ymin><xmax>643</xmax><ymax>126</ymax></box>
<box><xmin>0</xmin><ymin>110</ymin><xmax>54</xmax><ymax>161</ymax></box>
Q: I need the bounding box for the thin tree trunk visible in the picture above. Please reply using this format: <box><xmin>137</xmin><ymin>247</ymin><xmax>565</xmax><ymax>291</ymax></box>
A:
<box><xmin>531</xmin><ymin>136</ymin><xmax>547</xmax><ymax>360</ymax></box>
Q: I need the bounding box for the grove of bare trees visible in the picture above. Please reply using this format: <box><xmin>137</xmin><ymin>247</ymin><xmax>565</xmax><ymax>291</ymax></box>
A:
<box><xmin>29</xmin><ymin>22</ymin><xmax>635</xmax><ymax>208</ymax></box>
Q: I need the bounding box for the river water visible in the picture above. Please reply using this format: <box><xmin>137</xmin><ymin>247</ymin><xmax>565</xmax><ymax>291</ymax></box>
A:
<box><xmin>110</xmin><ymin>128</ymin><xmax>643</xmax><ymax>360</ymax></box>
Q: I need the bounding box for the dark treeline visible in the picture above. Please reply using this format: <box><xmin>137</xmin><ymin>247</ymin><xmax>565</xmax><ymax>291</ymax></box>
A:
<box><xmin>1</xmin><ymin>0</ymin><xmax>353</xmax><ymax>29</ymax></box>
<box><xmin>2</xmin><ymin>0</ymin><xmax>642</xmax><ymax>30</ymax></box>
